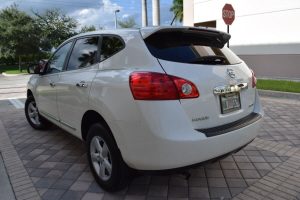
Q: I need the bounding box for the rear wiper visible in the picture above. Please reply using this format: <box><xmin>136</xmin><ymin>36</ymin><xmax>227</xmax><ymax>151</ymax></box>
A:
<box><xmin>188</xmin><ymin>56</ymin><xmax>226</xmax><ymax>65</ymax></box>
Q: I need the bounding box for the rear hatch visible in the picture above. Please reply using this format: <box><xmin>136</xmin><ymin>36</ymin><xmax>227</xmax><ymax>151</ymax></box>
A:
<box><xmin>141</xmin><ymin>27</ymin><xmax>256</xmax><ymax>129</ymax></box>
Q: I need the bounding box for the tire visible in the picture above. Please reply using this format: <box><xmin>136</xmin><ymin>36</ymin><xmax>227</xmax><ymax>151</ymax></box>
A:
<box><xmin>86</xmin><ymin>123</ymin><xmax>134</xmax><ymax>192</ymax></box>
<box><xmin>25</xmin><ymin>96</ymin><xmax>52</xmax><ymax>130</ymax></box>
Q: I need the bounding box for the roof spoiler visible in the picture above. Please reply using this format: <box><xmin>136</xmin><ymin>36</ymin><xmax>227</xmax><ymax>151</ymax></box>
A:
<box><xmin>140</xmin><ymin>26</ymin><xmax>231</xmax><ymax>48</ymax></box>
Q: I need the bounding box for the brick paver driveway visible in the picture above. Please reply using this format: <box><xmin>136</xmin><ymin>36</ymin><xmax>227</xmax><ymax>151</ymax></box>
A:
<box><xmin>0</xmin><ymin>97</ymin><xmax>300</xmax><ymax>200</ymax></box>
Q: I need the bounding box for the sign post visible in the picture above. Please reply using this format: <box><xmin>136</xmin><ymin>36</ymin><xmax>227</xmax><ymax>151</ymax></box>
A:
<box><xmin>222</xmin><ymin>4</ymin><xmax>235</xmax><ymax>48</ymax></box>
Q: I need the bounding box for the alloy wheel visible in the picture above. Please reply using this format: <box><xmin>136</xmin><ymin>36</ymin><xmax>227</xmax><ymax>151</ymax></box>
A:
<box><xmin>90</xmin><ymin>136</ymin><xmax>113</xmax><ymax>181</ymax></box>
<box><xmin>27</xmin><ymin>101</ymin><xmax>40</xmax><ymax>125</ymax></box>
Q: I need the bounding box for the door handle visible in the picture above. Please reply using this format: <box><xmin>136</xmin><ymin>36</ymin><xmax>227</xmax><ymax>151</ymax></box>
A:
<box><xmin>76</xmin><ymin>82</ymin><xmax>88</xmax><ymax>88</ymax></box>
<box><xmin>50</xmin><ymin>83</ymin><xmax>56</xmax><ymax>87</ymax></box>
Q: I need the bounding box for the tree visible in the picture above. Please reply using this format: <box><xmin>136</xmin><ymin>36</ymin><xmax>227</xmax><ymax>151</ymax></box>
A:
<box><xmin>170</xmin><ymin>0</ymin><xmax>183</xmax><ymax>23</ymax></box>
<box><xmin>0</xmin><ymin>4</ymin><xmax>50</xmax><ymax>72</ymax></box>
<box><xmin>118</xmin><ymin>17</ymin><xmax>137</xmax><ymax>28</ymax></box>
<box><xmin>32</xmin><ymin>7</ymin><xmax>79</xmax><ymax>48</ymax></box>
<box><xmin>79</xmin><ymin>25</ymin><xmax>105</xmax><ymax>34</ymax></box>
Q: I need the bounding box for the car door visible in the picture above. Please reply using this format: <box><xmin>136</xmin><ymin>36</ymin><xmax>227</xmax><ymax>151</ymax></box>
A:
<box><xmin>35</xmin><ymin>42</ymin><xmax>73</xmax><ymax>124</ymax></box>
<box><xmin>56</xmin><ymin>36</ymin><xmax>100</xmax><ymax>137</ymax></box>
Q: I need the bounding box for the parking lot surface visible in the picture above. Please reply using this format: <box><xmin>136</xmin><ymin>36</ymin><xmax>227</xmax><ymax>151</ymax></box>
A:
<box><xmin>0</xmin><ymin>97</ymin><xmax>300</xmax><ymax>200</ymax></box>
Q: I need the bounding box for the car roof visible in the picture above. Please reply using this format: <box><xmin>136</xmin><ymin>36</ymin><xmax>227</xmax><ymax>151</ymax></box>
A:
<box><xmin>68</xmin><ymin>28</ymin><xmax>140</xmax><ymax>40</ymax></box>
<box><xmin>73</xmin><ymin>26</ymin><xmax>226</xmax><ymax>37</ymax></box>
<box><xmin>59</xmin><ymin>26</ymin><xmax>230</xmax><ymax>48</ymax></box>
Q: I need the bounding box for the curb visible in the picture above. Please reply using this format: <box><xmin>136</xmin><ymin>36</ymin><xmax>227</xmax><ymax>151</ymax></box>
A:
<box><xmin>0</xmin><ymin>115</ymin><xmax>39</xmax><ymax>199</ymax></box>
<box><xmin>0</xmin><ymin>154</ymin><xmax>15</xmax><ymax>200</ymax></box>
<box><xmin>1</xmin><ymin>73</ymin><xmax>30</xmax><ymax>77</ymax></box>
<box><xmin>258</xmin><ymin>89</ymin><xmax>300</xmax><ymax>100</ymax></box>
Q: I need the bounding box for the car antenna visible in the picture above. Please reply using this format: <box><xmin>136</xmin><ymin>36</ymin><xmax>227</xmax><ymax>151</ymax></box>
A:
<box><xmin>170</xmin><ymin>12</ymin><xmax>179</xmax><ymax>26</ymax></box>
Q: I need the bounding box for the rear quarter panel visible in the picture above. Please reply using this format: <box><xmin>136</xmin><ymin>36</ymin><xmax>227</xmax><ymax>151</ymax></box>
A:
<box><xmin>88</xmin><ymin>30</ymin><xmax>165</xmax><ymax>160</ymax></box>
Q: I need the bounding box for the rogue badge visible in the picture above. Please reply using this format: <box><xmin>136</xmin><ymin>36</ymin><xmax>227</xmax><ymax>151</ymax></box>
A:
<box><xmin>192</xmin><ymin>116</ymin><xmax>209</xmax><ymax>122</ymax></box>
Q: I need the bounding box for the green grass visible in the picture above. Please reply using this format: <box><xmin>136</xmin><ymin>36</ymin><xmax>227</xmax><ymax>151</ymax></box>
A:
<box><xmin>0</xmin><ymin>65</ymin><xmax>28</xmax><ymax>74</ymax></box>
<box><xmin>257</xmin><ymin>79</ymin><xmax>300</xmax><ymax>93</ymax></box>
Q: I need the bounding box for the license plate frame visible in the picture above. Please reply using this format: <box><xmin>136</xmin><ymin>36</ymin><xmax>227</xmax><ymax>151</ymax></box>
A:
<box><xmin>220</xmin><ymin>92</ymin><xmax>241</xmax><ymax>114</ymax></box>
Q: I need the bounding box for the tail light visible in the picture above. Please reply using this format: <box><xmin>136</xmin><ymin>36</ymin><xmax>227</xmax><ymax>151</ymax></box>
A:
<box><xmin>129</xmin><ymin>72</ymin><xmax>199</xmax><ymax>100</ymax></box>
<box><xmin>250</xmin><ymin>69</ymin><xmax>257</xmax><ymax>88</ymax></box>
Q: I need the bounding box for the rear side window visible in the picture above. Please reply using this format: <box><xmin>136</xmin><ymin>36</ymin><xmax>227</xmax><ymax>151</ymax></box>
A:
<box><xmin>144</xmin><ymin>32</ymin><xmax>241</xmax><ymax>65</ymax></box>
<box><xmin>100</xmin><ymin>36</ymin><xmax>124</xmax><ymax>61</ymax></box>
<box><xmin>67</xmin><ymin>37</ymin><xmax>99</xmax><ymax>71</ymax></box>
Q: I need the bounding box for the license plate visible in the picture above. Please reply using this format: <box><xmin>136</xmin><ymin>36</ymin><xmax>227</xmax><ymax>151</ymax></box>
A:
<box><xmin>220</xmin><ymin>92</ymin><xmax>241</xmax><ymax>114</ymax></box>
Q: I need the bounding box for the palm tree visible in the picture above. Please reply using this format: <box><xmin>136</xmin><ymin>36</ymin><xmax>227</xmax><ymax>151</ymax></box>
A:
<box><xmin>169</xmin><ymin>0</ymin><xmax>183</xmax><ymax>23</ymax></box>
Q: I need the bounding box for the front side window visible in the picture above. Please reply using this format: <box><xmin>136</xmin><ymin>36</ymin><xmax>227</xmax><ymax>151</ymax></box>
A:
<box><xmin>46</xmin><ymin>42</ymin><xmax>72</xmax><ymax>74</ymax></box>
<box><xmin>67</xmin><ymin>37</ymin><xmax>99</xmax><ymax>71</ymax></box>
<box><xmin>100</xmin><ymin>36</ymin><xmax>124</xmax><ymax>61</ymax></box>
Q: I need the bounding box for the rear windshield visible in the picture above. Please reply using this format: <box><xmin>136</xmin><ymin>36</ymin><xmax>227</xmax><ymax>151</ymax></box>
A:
<box><xmin>144</xmin><ymin>31</ymin><xmax>242</xmax><ymax>65</ymax></box>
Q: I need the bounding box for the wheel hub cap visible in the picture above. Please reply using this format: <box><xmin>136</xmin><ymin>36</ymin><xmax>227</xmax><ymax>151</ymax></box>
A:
<box><xmin>90</xmin><ymin>136</ymin><xmax>112</xmax><ymax>181</ymax></box>
<box><xmin>27</xmin><ymin>102</ymin><xmax>41</xmax><ymax>125</ymax></box>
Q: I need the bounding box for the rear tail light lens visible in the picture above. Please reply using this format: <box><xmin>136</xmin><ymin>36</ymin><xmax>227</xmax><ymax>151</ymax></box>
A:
<box><xmin>170</xmin><ymin>76</ymin><xmax>199</xmax><ymax>99</ymax></box>
<box><xmin>129</xmin><ymin>72</ymin><xmax>199</xmax><ymax>100</ymax></box>
<box><xmin>250</xmin><ymin>69</ymin><xmax>257</xmax><ymax>88</ymax></box>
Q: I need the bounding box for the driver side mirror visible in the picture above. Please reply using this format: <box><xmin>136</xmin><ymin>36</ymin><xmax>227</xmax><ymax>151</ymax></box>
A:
<box><xmin>34</xmin><ymin>66</ymin><xmax>40</xmax><ymax>74</ymax></box>
<box><xmin>27</xmin><ymin>64</ymin><xmax>39</xmax><ymax>74</ymax></box>
<box><xmin>27</xmin><ymin>63</ymin><xmax>48</xmax><ymax>75</ymax></box>
<box><xmin>39</xmin><ymin>63</ymin><xmax>48</xmax><ymax>75</ymax></box>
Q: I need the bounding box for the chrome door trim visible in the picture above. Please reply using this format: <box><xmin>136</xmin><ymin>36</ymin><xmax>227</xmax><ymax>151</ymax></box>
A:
<box><xmin>40</xmin><ymin>110</ymin><xmax>76</xmax><ymax>131</ymax></box>
<box><xmin>213</xmin><ymin>83</ymin><xmax>248</xmax><ymax>94</ymax></box>
<box><xmin>40</xmin><ymin>110</ymin><xmax>60</xmax><ymax>122</ymax></box>
<box><xmin>60</xmin><ymin>120</ymin><xmax>76</xmax><ymax>131</ymax></box>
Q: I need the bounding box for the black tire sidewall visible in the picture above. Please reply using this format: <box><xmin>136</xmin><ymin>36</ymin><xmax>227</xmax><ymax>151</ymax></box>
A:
<box><xmin>86</xmin><ymin>123</ymin><xmax>122</xmax><ymax>192</ymax></box>
<box><xmin>25</xmin><ymin>96</ymin><xmax>52</xmax><ymax>130</ymax></box>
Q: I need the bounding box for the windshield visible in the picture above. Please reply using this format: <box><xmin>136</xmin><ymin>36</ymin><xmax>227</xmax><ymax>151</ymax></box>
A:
<box><xmin>144</xmin><ymin>31</ymin><xmax>242</xmax><ymax>65</ymax></box>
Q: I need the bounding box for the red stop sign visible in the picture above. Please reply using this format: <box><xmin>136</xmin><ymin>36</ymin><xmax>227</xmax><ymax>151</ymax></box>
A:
<box><xmin>222</xmin><ymin>4</ymin><xmax>235</xmax><ymax>25</ymax></box>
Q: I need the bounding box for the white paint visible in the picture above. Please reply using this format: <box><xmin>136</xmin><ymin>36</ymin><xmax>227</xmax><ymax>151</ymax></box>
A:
<box><xmin>8</xmin><ymin>99</ymin><xmax>24</xmax><ymax>109</ymax></box>
<box><xmin>183</xmin><ymin>0</ymin><xmax>194</xmax><ymax>26</ymax></box>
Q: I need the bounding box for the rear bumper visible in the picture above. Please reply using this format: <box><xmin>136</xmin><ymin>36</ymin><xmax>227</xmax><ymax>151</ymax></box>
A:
<box><xmin>110</xmin><ymin>90</ymin><xmax>264</xmax><ymax>170</ymax></box>
<box><xmin>139</xmin><ymin>139</ymin><xmax>253</xmax><ymax>175</ymax></box>
<box><xmin>197</xmin><ymin>112</ymin><xmax>262</xmax><ymax>137</ymax></box>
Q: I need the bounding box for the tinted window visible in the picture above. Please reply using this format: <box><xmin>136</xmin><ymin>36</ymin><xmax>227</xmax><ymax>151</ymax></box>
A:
<box><xmin>100</xmin><ymin>36</ymin><xmax>124</xmax><ymax>61</ymax></box>
<box><xmin>67</xmin><ymin>37</ymin><xmax>99</xmax><ymax>71</ymax></box>
<box><xmin>46</xmin><ymin>42</ymin><xmax>72</xmax><ymax>74</ymax></box>
<box><xmin>144</xmin><ymin>32</ymin><xmax>241</xmax><ymax>65</ymax></box>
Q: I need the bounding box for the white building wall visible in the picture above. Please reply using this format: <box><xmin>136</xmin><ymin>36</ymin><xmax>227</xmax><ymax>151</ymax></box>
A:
<box><xmin>188</xmin><ymin>0</ymin><xmax>300</xmax><ymax>78</ymax></box>
<box><xmin>183</xmin><ymin>0</ymin><xmax>194</xmax><ymax>26</ymax></box>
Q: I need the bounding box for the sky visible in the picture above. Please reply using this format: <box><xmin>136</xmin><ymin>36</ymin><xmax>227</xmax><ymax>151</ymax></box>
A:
<box><xmin>0</xmin><ymin>0</ymin><xmax>179</xmax><ymax>29</ymax></box>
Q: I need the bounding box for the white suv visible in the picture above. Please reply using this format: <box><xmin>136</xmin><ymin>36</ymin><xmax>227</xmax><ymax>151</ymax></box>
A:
<box><xmin>26</xmin><ymin>26</ymin><xmax>264</xmax><ymax>191</ymax></box>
